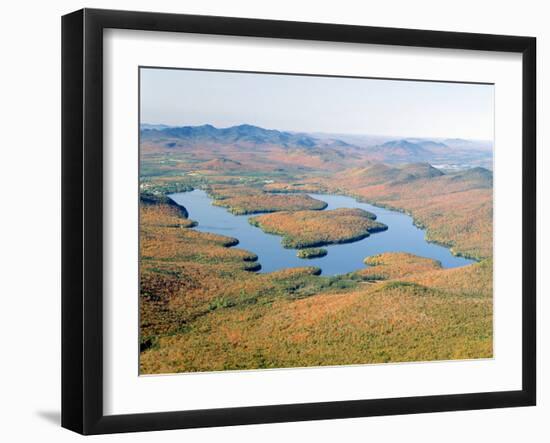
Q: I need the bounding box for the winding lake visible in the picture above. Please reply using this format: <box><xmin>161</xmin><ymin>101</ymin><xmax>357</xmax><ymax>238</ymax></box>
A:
<box><xmin>169</xmin><ymin>190</ymin><xmax>474</xmax><ymax>276</ymax></box>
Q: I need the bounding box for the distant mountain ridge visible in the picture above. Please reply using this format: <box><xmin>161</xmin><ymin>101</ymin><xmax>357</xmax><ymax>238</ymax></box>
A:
<box><xmin>382</xmin><ymin>139</ymin><xmax>448</xmax><ymax>150</ymax></box>
<box><xmin>140</xmin><ymin>123</ymin><xmax>173</xmax><ymax>131</ymax></box>
<box><xmin>141</xmin><ymin>123</ymin><xmax>319</xmax><ymax>149</ymax></box>
<box><xmin>367</xmin><ymin>139</ymin><xmax>449</xmax><ymax>160</ymax></box>
<box><xmin>140</xmin><ymin>123</ymin><xmax>493</xmax><ymax>169</ymax></box>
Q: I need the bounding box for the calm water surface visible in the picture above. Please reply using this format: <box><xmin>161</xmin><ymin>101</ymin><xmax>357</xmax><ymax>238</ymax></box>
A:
<box><xmin>169</xmin><ymin>190</ymin><xmax>473</xmax><ymax>276</ymax></box>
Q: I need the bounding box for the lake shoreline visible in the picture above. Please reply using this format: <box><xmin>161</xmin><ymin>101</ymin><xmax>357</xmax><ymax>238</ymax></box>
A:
<box><xmin>264</xmin><ymin>187</ymin><xmax>484</xmax><ymax>262</ymax></box>
<box><xmin>168</xmin><ymin>185</ymin><xmax>483</xmax><ymax>262</ymax></box>
<box><xmin>168</xmin><ymin>189</ymin><xmax>474</xmax><ymax>276</ymax></box>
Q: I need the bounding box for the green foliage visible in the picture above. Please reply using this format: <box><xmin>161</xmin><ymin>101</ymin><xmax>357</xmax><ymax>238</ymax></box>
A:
<box><xmin>208</xmin><ymin>297</ymin><xmax>237</xmax><ymax>311</ymax></box>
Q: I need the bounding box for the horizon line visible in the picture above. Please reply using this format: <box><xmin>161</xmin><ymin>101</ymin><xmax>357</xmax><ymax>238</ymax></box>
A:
<box><xmin>139</xmin><ymin>122</ymin><xmax>494</xmax><ymax>144</ymax></box>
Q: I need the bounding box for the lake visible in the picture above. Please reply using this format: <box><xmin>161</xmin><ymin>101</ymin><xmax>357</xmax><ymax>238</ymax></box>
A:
<box><xmin>169</xmin><ymin>190</ymin><xmax>474</xmax><ymax>276</ymax></box>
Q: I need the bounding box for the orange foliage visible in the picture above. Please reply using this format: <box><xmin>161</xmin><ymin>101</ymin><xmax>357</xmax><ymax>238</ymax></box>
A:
<box><xmin>355</xmin><ymin>252</ymin><xmax>441</xmax><ymax>280</ymax></box>
<box><xmin>250</xmin><ymin>208</ymin><xmax>387</xmax><ymax>248</ymax></box>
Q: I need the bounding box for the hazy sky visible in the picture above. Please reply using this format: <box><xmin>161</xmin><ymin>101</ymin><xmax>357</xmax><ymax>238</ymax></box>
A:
<box><xmin>140</xmin><ymin>67</ymin><xmax>494</xmax><ymax>140</ymax></box>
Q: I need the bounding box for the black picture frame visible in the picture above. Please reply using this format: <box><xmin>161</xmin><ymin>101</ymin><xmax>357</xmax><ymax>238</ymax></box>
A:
<box><xmin>62</xmin><ymin>8</ymin><xmax>536</xmax><ymax>435</ymax></box>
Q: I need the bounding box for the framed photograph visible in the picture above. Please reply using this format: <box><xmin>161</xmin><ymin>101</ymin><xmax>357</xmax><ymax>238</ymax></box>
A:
<box><xmin>62</xmin><ymin>8</ymin><xmax>536</xmax><ymax>435</ymax></box>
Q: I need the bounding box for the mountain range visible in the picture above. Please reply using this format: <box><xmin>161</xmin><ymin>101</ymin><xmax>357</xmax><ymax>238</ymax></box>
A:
<box><xmin>141</xmin><ymin>124</ymin><xmax>321</xmax><ymax>149</ymax></box>
<box><xmin>140</xmin><ymin>123</ymin><xmax>493</xmax><ymax>169</ymax></box>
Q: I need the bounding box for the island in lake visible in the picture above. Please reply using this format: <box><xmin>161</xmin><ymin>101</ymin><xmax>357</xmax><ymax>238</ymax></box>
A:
<box><xmin>138</xmin><ymin>68</ymin><xmax>494</xmax><ymax>374</ymax></box>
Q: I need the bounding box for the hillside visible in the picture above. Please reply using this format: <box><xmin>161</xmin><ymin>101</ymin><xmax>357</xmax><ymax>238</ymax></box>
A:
<box><xmin>365</xmin><ymin>139</ymin><xmax>434</xmax><ymax>162</ymax></box>
<box><xmin>328</xmin><ymin>162</ymin><xmax>445</xmax><ymax>187</ymax></box>
<box><xmin>310</xmin><ymin>165</ymin><xmax>494</xmax><ymax>259</ymax></box>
